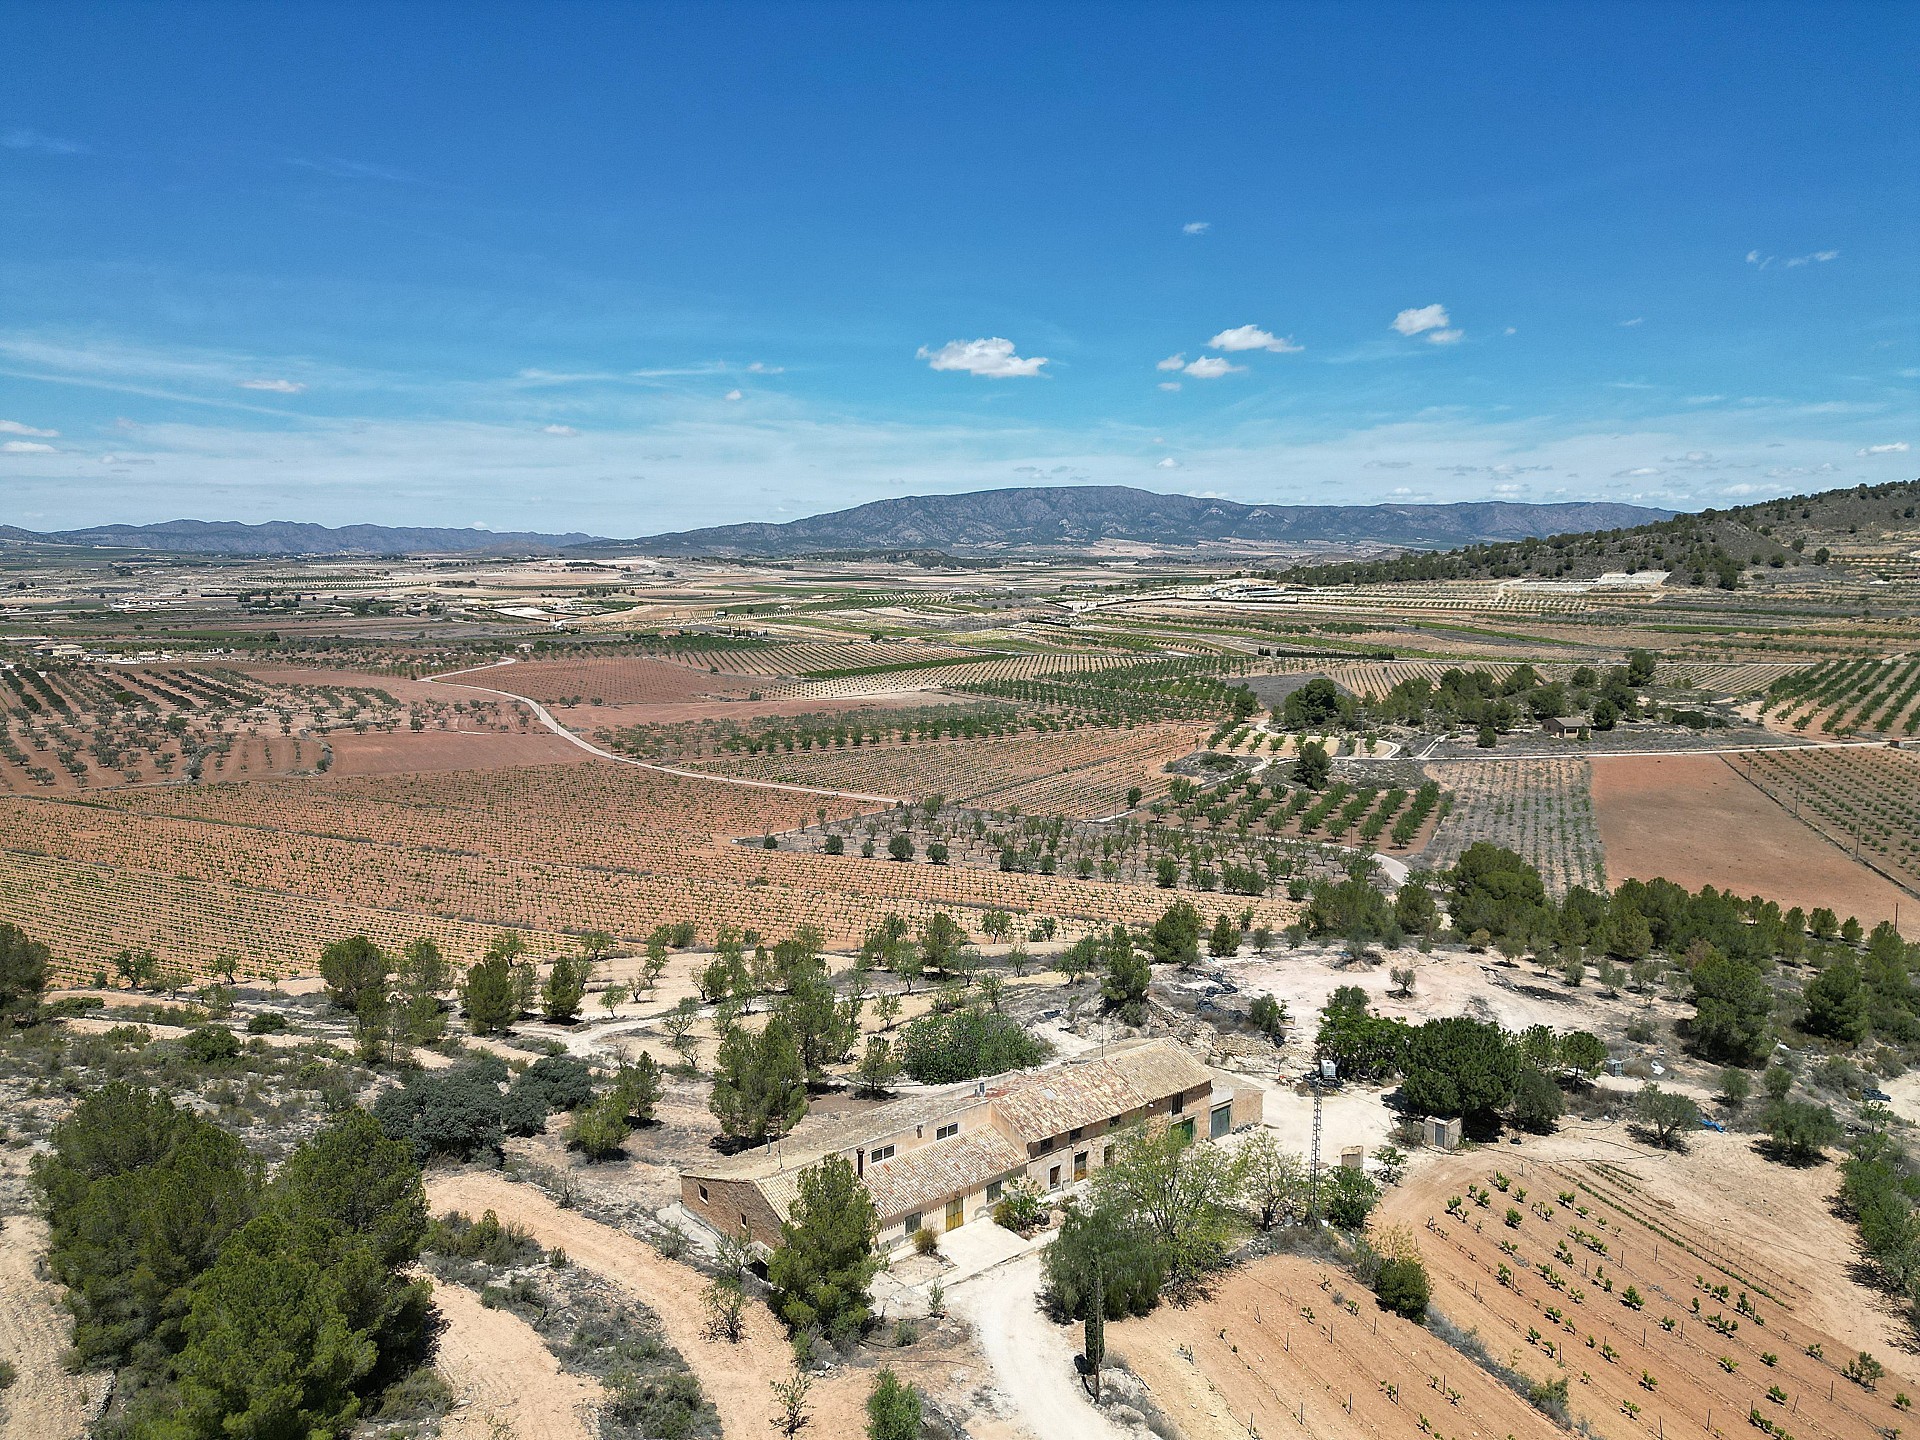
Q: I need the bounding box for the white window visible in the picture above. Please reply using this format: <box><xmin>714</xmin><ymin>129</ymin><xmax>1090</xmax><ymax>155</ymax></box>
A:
<box><xmin>936</xmin><ymin>1121</ymin><xmax>960</xmax><ymax>1140</ymax></box>
<box><xmin>697</xmin><ymin>1184</ymin><xmax>709</xmax><ymax>1204</ymax></box>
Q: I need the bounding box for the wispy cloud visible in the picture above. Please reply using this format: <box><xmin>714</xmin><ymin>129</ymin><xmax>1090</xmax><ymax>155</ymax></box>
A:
<box><xmin>238</xmin><ymin>378</ymin><xmax>307</xmax><ymax>394</ymax></box>
<box><xmin>2</xmin><ymin>127</ymin><xmax>87</xmax><ymax>154</ymax></box>
<box><xmin>2</xmin><ymin>440</ymin><xmax>57</xmax><ymax>454</ymax></box>
<box><xmin>1746</xmin><ymin>247</ymin><xmax>1839</xmax><ymax>271</ymax></box>
<box><xmin>916</xmin><ymin>337</ymin><xmax>1048</xmax><ymax>378</ymax></box>
<box><xmin>288</xmin><ymin>157</ymin><xmax>416</xmax><ymax>183</ymax></box>
<box><xmin>724</xmin><ymin>389</ymin><xmax>744</xmax><ymax>401</ymax></box>
<box><xmin>1391</xmin><ymin>305</ymin><xmax>1461</xmax><ymax>344</ymax></box>
<box><xmin>0</xmin><ymin>420</ymin><xmax>59</xmax><ymax>437</ymax></box>
<box><xmin>746</xmin><ymin>361</ymin><xmax>784</xmax><ymax>374</ymax></box>
<box><xmin>1620</xmin><ymin>317</ymin><xmax>1645</xmax><ymax>327</ymax></box>
<box><xmin>1858</xmin><ymin>441</ymin><xmax>1909</xmax><ymax>456</ymax></box>
<box><xmin>540</xmin><ymin>424</ymin><xmax>579</xmax><ymax>436</ymax></box>
<box><xmin>1207</xmin><ymin>324</ymin><xmax>1303</xmax><ymax>354</ymax></box>
<box><xmin>1182</xmin><ymin>221</ymin><xmax>1210</xmax><ymax>235</ymax></box>
<box><xmin>1155</xmin><ymin>456</ymin><xmax>1181</xmax><ymax>468</ymax></box>
<box><xmin>1157</xmin><ymin>381</ymin><xmax>1181</xmax><ymax>392</ymax></box>
<box><xmin>1181</xmin><ymin>356</ymin><xmax>1243</xmax><ymax>379</ymax></box>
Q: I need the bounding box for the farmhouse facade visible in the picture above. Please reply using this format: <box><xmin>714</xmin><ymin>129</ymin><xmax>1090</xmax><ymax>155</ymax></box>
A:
<box><xmin>680</xmin><ymin>1038</ymin><xmax>1261</xmax><ymax>1252</ymax></box>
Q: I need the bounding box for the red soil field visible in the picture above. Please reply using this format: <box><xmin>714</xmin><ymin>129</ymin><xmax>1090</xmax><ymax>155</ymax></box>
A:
<box><xmin>481</xmin><ymin>657</ymin><xmax>755</xmax><ymax>706</ymax></box>
<box><xmin>323</xmin><ymin>728</ymin><xmax>588</xmax><ymax>775</ymax></box>
<box><xmin>1379</xmin><ymin>1139</ymin><xmax>1915</xmax><ymax>1440</ymax></box>
<box><xmin>1590</xmin><ymin>753</ymin><xmax>1918</xmax><ymax>937</ymax></box>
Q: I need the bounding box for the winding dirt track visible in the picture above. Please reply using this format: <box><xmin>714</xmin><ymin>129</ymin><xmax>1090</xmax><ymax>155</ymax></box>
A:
<box><xmin>431</xmin><ymin>1276</ymin><xmax>598</xmax><ymax>1440</ymax></box>
<box><xmin>0</xmin><ymin>1215</ymin><xmax>102</xmax><ymax>1440</ymax></box>
<box><xmin>423</xmin><ymin>1170</ymin><xmax>871</xmax><ymax>1439</ymax></box>
<box><xmin>424</xmin><ymin>660</ymin><xmax>907</xmax><ymax>804</ymax></box>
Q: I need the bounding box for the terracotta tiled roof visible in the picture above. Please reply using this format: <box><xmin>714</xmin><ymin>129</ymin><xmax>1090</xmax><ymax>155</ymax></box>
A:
<box><xmin>988</xmin><ymin>1040</ymin><xmax>1212</xmax><ymax>1144</ymax></box>
<box><xmin>861</xmin><ymin>1130</ymin><xmax>1025</xmax><ymax>1223</ymax></box>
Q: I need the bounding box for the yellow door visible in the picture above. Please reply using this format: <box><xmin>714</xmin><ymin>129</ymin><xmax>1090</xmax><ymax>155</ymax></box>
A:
<box><xmin>945</xmin><ymin>1198</ymin><xmax>964</xmax><ymax>1230</ymax></box>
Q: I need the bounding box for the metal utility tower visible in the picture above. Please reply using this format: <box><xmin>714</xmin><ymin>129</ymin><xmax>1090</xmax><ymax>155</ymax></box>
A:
<box><xmin>1307</xmin><ymin>1070</ymin><xmax>1325</xmax><ymax>1222</ymax></box>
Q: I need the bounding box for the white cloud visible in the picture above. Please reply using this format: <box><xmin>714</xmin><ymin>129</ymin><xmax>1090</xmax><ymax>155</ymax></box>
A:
<box><xmin>1858</xmin><ymin>441</ymin><xmax>1909</xmax><ymax>456</ymax></box>
<box><xmin>2</xmin><ymin>440</ymin><xmax>56</xmax><ymax>454</ymax></box>
<box><xmin>724</xmin><ymin>389</ymin><xmax>744</xmax><ymax>401</ymax></box>
<box><xmin>1182</xmin><ymin>221</ymin><xmax>1210</xmax><ymax>235</ymax></box>
<box><xmin>2</xmin><ymin>128</ymin><xmax>86</xmax><ymax>154</ymax></box>
<box><xmin>916</xmin><ymin>337</ymin><xmax>1048</xmax><ymax>378</ymax></box>
<box><xmin>1425</xmin><ymin>329</ymin><xmax>1463</xmax><ymax>345</ymax></box>
<box><xmin>1391</xmin><ymin>304</ymin><xmax>1453</xmax><ymax>339</ymax></box>
<box><xmin>238</xmin><ymin>378</ymin><xmax>306</xmax><ymax>394</ymax></box>
<box><xmin>1685</xmin><ymin>395</ymin><xmax>1725</xmax><ymax>405</ymax></box>
<box><xmin>1182</xmin><ymin>356</ymin><xmax>1244</xmax><ymax>379</ymax></box>
<box><xmin>746</xmin><ymin>361</ymin><xmax>784</xmax><ymax>374</ymax></box>
<box><xmin>99</xmin><ymin>453</ymin><xmax>155</xmax><ymax>465</ymax></box>
<box><xmin>1156</xmin><ymin>353</ymin><xmax>1186</xmax><ymax>371</ymax></box>
<box><xmin>1504</xmin><ymin>327</ymin><xmax>1517</xmax><ymax>336</ymax></box>
<box><xmin>1155</xmin><ymin>456</ymin><xmax>1180</xmax><ymax>469</ymax></box>
<box><xmin>1157</xmin><ymin>381</ymin><xmax>1182</xmax><ymax>392</ymax></box>
<box><xmin>1748</xmin><ymin>247</ymin><xmax>1839</xmax><ymax>270</ymax></box>
<box><xmin>541</xmin><ymin>424</ymin><xmax>579</xmax><ymax>436</ymax></box>
<box><xmin>0</xmin><ymin>419</ymin><xmax>58</xmax><ymax>437</ymax></box>
<box><xmin>1620</xmin><ymin>317</ymin><xmax>1645</xmax><ymax>327</ymax></box>
<box><xmin>1208</xmin><ymin>324</ymin><xmax>1304</xmax><ymax>354</ymax></box>
<box><xmin>1363</xmin><ymin>460</ymin><xmax>1413</xmax><ymax>469</ymax></box>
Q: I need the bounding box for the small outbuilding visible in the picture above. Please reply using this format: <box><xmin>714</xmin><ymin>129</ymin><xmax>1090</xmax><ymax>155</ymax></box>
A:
<box><xmin>1423</xmin><ymin>1116</ymin><xmax>1462</xmax><ymax>1150</ymax></box>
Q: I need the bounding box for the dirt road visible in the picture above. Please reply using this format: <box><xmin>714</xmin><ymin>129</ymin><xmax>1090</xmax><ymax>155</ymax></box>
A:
<box><xmin>0</xmin><ymin>1215</ymin><xmax>103</xmax><ymax>1440</ymax></box>
<box><xmin>949</xmin><ymin>1250</ymin><xmax>1132</xmax><ymax>1440</ymax></box>
<box><xmin>424</xmin><ymin>660</ymin><xmax>905</xmax><ymax>804</ymax></box>
<box><xmin>423</xmin><ymin>1170</ymin><xmax>870</xmax><ymax>1439</ymax></box>
<box><xmin>432</xmin><ymin>1276</ymin><xmax>598</xmax><ymax>1440</ymax></box>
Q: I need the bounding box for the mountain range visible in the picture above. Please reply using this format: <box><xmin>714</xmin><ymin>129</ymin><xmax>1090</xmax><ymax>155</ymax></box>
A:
<box><xmin>0</xmin><ymin>519</ymin><xmax>603</xmax><ymax>557</ymax></box>
<box><xmin>621</xmin><ymin>487</ymin><xmax>1672</xmax><ymax>556</ymax></box>
<box><xmin>0</xmin><ymin>488</ymin><xmax>1673</xmax><ymax>558</ymax></box>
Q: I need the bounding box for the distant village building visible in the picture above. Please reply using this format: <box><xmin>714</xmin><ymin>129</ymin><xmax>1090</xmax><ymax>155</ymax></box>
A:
<box><xmin>680</xmin><ymin>1039</ymin><xmax>1261</xmax><ymax>1252</ymax></box>
<box><xmin>1540</xmin><ymin>716</ymin><xmax>1574</xmax><ymax>739</ymax></box>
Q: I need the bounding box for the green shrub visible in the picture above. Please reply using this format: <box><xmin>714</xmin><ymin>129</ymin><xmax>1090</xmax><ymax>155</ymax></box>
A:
<box><xmin>1374</xmin><ymin>1256</ymin><xmax>1430</xmax><ymax>1320</ymax></box>
<box><xmin>898</xmin><ymin>1005</ymin><xmax>1049</xmax><ymax>1083</ymax></box>
<box><xmin>181</xmin><ymin>1024</ymin><xmax>241</xmax><ymax>1065</ymax></box>
<box><xmin>372</xmin><ymin>1063</ymin><xmax>506</xmax><ymax>1160</ymax></box>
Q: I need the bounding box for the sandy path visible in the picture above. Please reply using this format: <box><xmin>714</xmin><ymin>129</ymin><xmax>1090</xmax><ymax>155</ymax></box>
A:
<box><xmin>949</xmin><ymin>1250</ymin><xmax>1130</xmax><ymax>1440</ymax></box>
<box><xmin>432</xmin><ymin>1277</ymin><xmax>599</xmax><ymax>1440</ymax></box>
<box><xmin>0</xmin><ymin>1216</ymin><xmax>103</xmax><ymax>1440</ymax></box>
<box><xmin>423</xmin><ymin>1170</ymin><xmax>869</xmax><ymax>1439</ymax></box>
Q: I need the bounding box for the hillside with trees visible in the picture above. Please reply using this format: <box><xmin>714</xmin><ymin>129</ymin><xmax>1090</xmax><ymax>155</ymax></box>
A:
<box><xmin>1264</xmin><ymin>478</ymin><xmax>1920</xmax><ymax>587</ymax></box>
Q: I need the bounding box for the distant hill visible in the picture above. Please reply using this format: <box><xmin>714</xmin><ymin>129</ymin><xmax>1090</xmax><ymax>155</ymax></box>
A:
<box><xmin>0</xmin><ymin>520</ymin><xmax>607</xmax><ymax>557</ymax></box>
<box><xmin>624</xmin><ymin>486</ymin><xmax>1673</xmax><ymax>556</ymax></box>
<box><xmin>1265</xmin><ymin>478</ymin><xmax>1920</xmax><ymax>587</ymax></box>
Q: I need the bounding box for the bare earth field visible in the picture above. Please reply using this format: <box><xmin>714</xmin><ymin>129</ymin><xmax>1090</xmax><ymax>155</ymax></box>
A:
<box><xmin>482</xmin><ymin>656</ymin><xmax>757</xmax><ymax>705</ymax></box>
<box><xmin>323</xmin><ymin>726</ymin><xmax>590</xmax><ymax>775</ymax></box>
<box><xmin>1110</xmin><ymin>1250</ymin><xmax>1547</xmax><ymax>1440</ymax></box>
<box><xmin>1590</xmin><ymin>753</ymin><xmax>1918</xmax><ymax>936</ymax></box>
<box><xmin>1377</xmin><ymin>1130</ymin><xmax>1916</xmax><ymax>1440</ymax></box>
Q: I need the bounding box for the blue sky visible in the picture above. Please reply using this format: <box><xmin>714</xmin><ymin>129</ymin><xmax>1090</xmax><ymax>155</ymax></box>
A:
<box><xmin>2</xmin><ymin>1</ymin><xmax>1915</xmax><ymax>534</ymax></box>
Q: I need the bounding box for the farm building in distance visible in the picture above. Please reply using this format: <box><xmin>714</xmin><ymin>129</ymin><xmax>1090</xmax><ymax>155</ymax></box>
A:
<box><xmin>680</xmin><ymin>1038</ymin><xmax>1262</xmax><ymax>1252</ymax></box>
